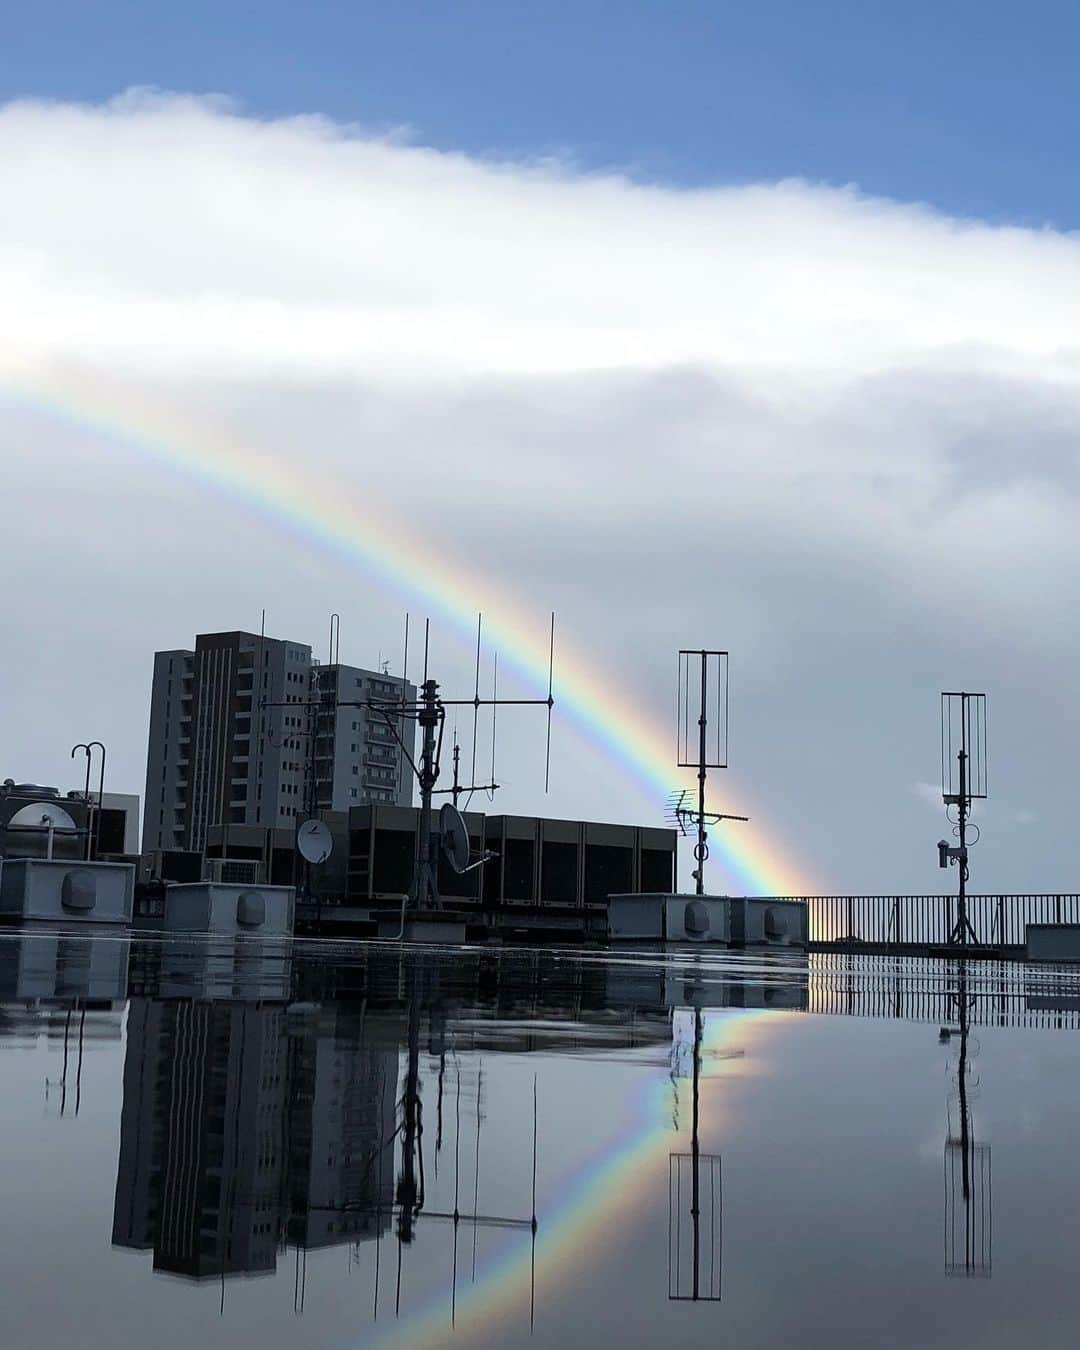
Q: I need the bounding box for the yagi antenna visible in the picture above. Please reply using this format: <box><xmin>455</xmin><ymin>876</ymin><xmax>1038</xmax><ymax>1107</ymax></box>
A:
<box><xmin>675</xmin><ymin>649</ymin><xmax>746</xmax><ymax>896</ymax></box>
<box><xmin>263</xmin><ymin>611</ymin><xmax>556</xmax><ymax>912</ymax></box>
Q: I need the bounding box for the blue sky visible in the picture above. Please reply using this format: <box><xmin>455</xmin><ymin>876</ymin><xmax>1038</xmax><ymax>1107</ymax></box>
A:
<box><xmin>7</xmin><ymin>0</ymin><xmax>1080</xmax><ymax>226</ymax></box>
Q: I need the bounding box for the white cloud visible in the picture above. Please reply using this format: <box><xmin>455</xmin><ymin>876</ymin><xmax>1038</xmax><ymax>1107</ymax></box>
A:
<box><xmin>1</xmin><ymin>90</ymin><xmax>1078</xmax><ymax>891</ymax></box>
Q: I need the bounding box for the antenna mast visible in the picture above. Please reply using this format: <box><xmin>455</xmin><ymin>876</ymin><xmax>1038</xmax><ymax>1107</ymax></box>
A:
<box><xmin>938</xmin><ymin>692</ymin><xmax>987</xmax><ymax>947</ymax></box>
<box><xmin>674</xmin><ymin>650</ymin><xmax>747</xmax><ymax>896</ymax></box>
<box><xmin>264</xmin><ymin>613</ymin><xmax>556</xmax><ymax>914</ymax></box>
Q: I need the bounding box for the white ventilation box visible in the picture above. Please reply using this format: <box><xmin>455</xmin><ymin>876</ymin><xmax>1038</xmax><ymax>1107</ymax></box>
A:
<box><xmin>0</xmin><ymin>858</ymin><xmax>134</xmax><ymax>924</ymax></box>
<box><xmin>608</xmin><ymin>893</ymin><xmax>666</xmax><ymax>939</ymax></box>
<box><xmin>664</xmin><ymin>895</ymin><xmax>733</xmax><ymax>943</ymax></box>
<box><xmin>163</xmin><ymin>883</ymin><xmax>295</xmax><ymax>936</ymax></box>
<box><xmin>732</xmin><ymin>898</ymin><xmax>808</xmax><ymax>948</ymax></box>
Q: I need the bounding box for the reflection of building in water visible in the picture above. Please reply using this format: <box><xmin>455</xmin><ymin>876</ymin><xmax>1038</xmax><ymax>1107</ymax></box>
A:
<box><xmin>113</xmin><ymin>995</ymin><xmax>399</xmax><ymax>1281</ymax></box>
<box><xmin>0</xmin><ymin>933</ymin><xmax>127</xmax><ymax>1113</ymax></box>
<box><xmin>113</xmin><ymin>999</ymin><xmax>288</xmax><ymax>1278</ymax></box>
<box><xmin>285</xmin><ymin>1006</ymin><xmax>398</xmax><ymax>1249</ymax></box>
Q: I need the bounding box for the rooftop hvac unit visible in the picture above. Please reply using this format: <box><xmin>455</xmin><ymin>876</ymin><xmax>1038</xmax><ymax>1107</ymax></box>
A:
<box><xmin>0</xmin><ymin>858</ymin><xmax>134</xmax><ymax>924</ymax></box>
<box><xmin>664</xmin><ymin>896</ymin><xmax>733</xmax><ymax>943</ymax></box>
<box><xmin>205</xmin><ymin>858</ymin><xmax>265</xmax><ymax>885</ymax></box>
<box><xmin>148</xmin><ymin>849</ymin><xmax>204</xmax><ymax>884</ymax></box>
<box><xmin>734</xmin><ymin>898</ymin><xmax>808</xmax><ymax>948</ymax></box>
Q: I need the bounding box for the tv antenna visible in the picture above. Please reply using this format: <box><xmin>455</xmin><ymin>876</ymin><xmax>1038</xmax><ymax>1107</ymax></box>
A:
<box><xmin>261</xmin><ymin>611</ymin><xmax>555</xmax><ymax>912</ymax></box>
<box><xmin>297</xmin><ymin>818</ymin><xmax>333</xmax><ymax>865</ymax></box>
<box><xmin>675</xmin><ymin>650</ymin><xmax>748</xmax><ymax>896</ymax></box>
<box><xmin>435</xmin><ymin>728</ymin><xmax>499</xmax><ymax>808</ymax></box>
<box><xmin>438</xmin><ymin>802</ymin><xmax>496</xmax><ymax>874</ymax></box>
<box><xmin>937</xmin><ymin>692</ymin><xmax>987</xmax><ymax>947</ymax></box>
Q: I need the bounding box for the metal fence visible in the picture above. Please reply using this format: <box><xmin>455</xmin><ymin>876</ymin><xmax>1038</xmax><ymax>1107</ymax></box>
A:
<box><xmin>766</xmin><ymin>893</ymin><xmax>1080</xmax><ymax>951</ymax></box>
<box><xmin>805</xmin><ymin>954</ymin><xmax>1080</xmax><ymax>1029</ymax></box>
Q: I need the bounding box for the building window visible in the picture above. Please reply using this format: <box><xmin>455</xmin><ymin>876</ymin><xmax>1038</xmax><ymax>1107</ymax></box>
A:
<box><xmin>349</xmin><ymin>788</ymin><xmax>358</xmax><ymax>798</ymax></box>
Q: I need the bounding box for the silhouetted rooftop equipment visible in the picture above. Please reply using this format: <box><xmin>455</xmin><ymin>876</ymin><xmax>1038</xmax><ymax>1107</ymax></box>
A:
<box><xmin>674</xmin><ymin>650</ymin><xmax>748</xmax><ymax>896</ymax></box>
<box><xmin>262</xmin><ymin>611</ymin><xmax>555</xmax><ymax>914</ymax></box>
<box><xmin>937</xmin><ymin>692</ymin><xmax>987</xmax><ymax>947</ymax></box>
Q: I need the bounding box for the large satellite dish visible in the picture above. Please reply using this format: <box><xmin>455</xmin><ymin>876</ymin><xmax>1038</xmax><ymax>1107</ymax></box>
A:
<box><xmin>439</xmin><ymin>803</ymin><xmax>471</xmax><ymax>874</ymax></box>
<box><xmin>297</xmin><ymin>818</ymin><xmax>334</xmax><ymax>864</ymax></box>
<box><xmin>8</xmin><ymin>802</ymin><xmax>78</xmax><ymax>832</ymax></box>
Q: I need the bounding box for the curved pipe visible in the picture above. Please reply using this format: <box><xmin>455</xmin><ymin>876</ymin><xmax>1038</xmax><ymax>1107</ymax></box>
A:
<box><xmin>70</xmin><ymin>741</ymin><xmax>106</xmax><ymax>859</ymax></box>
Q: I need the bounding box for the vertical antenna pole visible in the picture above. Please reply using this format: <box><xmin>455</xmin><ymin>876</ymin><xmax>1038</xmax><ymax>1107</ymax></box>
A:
<box><xmin>329</xmin><ymin>612</ymin><xmax>340</xmax><ymax>667</ymax></box>
<box><xmin>530</xmin><ymin>1072</ymin><xmax>539</xmax><ymax>1332</ymax></box>
<box><xmin>696</xmin><ymin>651</ymin><xmax>708</xmax><ymax>898</ymax></box>
<box><xmin>423</xmin><ymin>618</ymin><xmax>430</xmax><ymax>684</ymax></box>
<box><xmin>489</xmin><ymin>653</ymin><xmax>498</xmax><ymax>801</ymax></box>
<box><xmin>691</xmin><ymin>1005</ymin><xmax>702</xmax><ymax>1300</ymax></box>
<box><xmin>415</xmin><ymin>671</ymin><xmax>441</xmax><ymax>909</ymax></box>
<box><xmin>470</xmin><ymin>614</ymin><xmax>482</xmax><ymax>798</ymax></box>
<box><xmin>957</xmin><ymin>733</ymin><xmax>968</xmax><ymax>948</ymax></box>
<box><xmin>398</xmin><ymin>613</ymin><xmax>410</xmax><ymax>807</ymax></box>
<box><xmin>544</xmin><ymin>613</ymin><xmax>555</xmax><ymax>793</ymax></box>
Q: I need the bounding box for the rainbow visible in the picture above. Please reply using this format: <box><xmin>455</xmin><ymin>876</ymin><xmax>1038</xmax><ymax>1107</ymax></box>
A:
<box><xmin>4</xmin><ymin>370</ymin><xmax>812</xmax><ymax>897</ymax></box>
<box><xmin>371</xmin><ymin>1002</ymin><xmax>784</xmax><ymax>1348</ymax></box>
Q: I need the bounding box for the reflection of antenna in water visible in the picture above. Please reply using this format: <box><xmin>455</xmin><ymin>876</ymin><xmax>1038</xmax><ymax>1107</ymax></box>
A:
<box><xmin>941</xmin><ymin>964</ymin><xmax>992</xmax><ymax>1277</ymax></box>
<box><xmin>388</xmin><ymin>1015</ymin><xmax>540</xmax><ymax>1335</ymax></box>
<box><xmin>668</xmin><ymin>1006</ymin><xmax>722</xmax><ymax>1302</ymax></box>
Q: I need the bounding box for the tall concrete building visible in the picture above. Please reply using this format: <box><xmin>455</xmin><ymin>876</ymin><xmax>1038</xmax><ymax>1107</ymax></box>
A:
<box><xmin>311</xmin><ymin>662</ymin><xmax>415</xmax><ymax>813</ymax></box>
<box><xmin>142</xmin><ymin>631</ymin><xmax>414</xmax><ymax>855</ymax></box>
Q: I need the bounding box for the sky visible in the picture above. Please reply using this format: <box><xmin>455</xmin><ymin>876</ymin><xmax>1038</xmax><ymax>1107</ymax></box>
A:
<box><xmin>3</xmin><ymin>3</ymin><xmax>1080</xmax><ymax>893</ymax></box>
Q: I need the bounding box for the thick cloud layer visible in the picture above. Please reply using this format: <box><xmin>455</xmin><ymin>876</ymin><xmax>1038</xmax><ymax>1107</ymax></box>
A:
<box><xmin>2</xmin><ymin>91</ymin><xmax>1078</xmax><ymax>892</ymax></box>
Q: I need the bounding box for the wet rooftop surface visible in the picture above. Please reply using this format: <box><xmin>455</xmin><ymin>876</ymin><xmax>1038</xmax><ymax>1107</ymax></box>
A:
<box><xmin>2</xmin><ymin>928</ymin><xmax>1080</xmax><ymax>1349</ymax></box>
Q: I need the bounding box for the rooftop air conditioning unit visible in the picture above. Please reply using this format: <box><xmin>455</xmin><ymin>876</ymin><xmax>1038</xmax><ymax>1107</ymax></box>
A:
<box><xmin>735</xmin><ymin>898</ymin><xmax>808</xmax><ymax>948</ymax></box>
<box><xmin>664</xmin><ymin>895</ymin><xmax>733</xmax><ymax>943</ymax></box>
<box><xmin>205</xmin><ymin>858</ymin><xmax>265</xmax><ymax>885</ymax></box>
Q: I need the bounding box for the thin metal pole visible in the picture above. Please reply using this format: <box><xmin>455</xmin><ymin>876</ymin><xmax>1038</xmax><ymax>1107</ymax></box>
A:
<box><xmin>415</xmin><ymin>678</ymin><xmax>441</xmax><ymax>909</ymax></box>
<box><xmin>691</xmin><ymin>1006</ymin><xmax>702</xmax><ymax>1299</ymax></box>
<box><xmin>957</xmin><ymin>746</ymin><xmax>968</xmax><ymax>947</ymax></box>
<box><xmin>696</xmin><ymin>652</ymin><xmax>708</xmax><ymax>897</ymax></box>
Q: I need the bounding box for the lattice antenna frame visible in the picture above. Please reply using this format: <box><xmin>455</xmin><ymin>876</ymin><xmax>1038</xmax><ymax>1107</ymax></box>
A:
<box><xmin>941</xmin><ymin>692</ymin><xmax>988</xmax><ymax>803</ymax></box>
<box><xmin>677</xmin><ymin>650</ymin><xmax>729</xmax><ymax>770</ymax></box>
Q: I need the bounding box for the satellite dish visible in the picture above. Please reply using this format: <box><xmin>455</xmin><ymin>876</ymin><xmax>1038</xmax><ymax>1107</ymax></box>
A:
<box><xmin>439</xmin><ymin>803</ymin><xmax>471</xmax><ymax>874</ymax></box>
<box><xmin>8</xmin><ymin>802</ymin><xmax>78</xmax><ymax>832</ymax></box>
<box><xmin>297</xmin><ymin>818</ymin><xmax>333</xmax><ymax>864</ymax></box>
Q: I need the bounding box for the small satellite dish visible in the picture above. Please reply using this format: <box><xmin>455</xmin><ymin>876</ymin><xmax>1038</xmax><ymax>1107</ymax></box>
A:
<box><xmin>439</xmin><ymin>803</ymin><xmax>471</xmax><ymax>874</ymax></box>
<box><xmin>8</xmin><ymin>802</ymin><xmax>78</xmax><ymax>832</ymax></box>
<box><xmin>297</xmin><ymin>818</ymin><xmax>333</xmax><ymax>864</ymax></box>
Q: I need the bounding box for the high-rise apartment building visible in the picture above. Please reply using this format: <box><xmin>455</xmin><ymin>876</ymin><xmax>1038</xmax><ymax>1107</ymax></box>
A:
<box><xmin>142</xmin><ymin>631</ymin><xmax>415</xmax><ymax>855</ymax></box>
<box><xmin>310</xmin><ymin>662</ymin><xmax>415</xmax><ymax>813</ymax></box>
